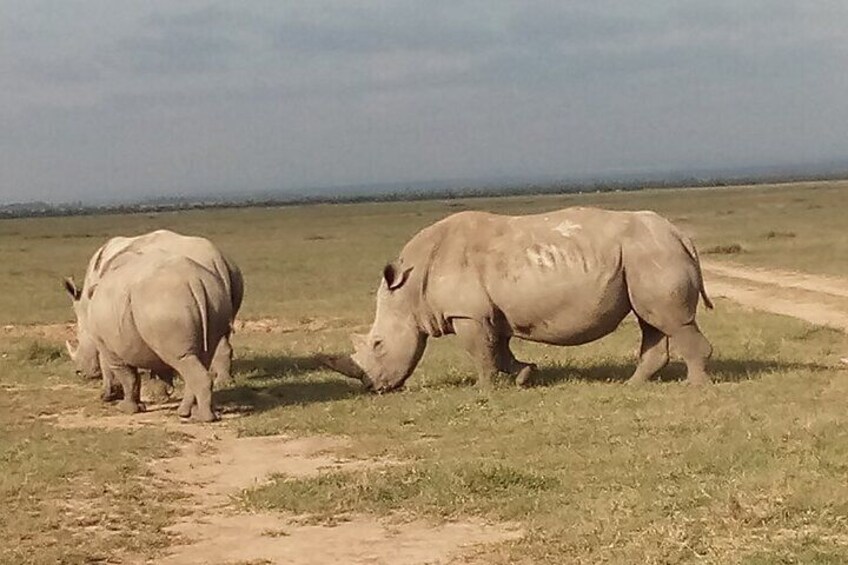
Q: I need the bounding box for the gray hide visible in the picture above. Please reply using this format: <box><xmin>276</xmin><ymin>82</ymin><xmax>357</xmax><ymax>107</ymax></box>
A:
<box><xmin>65</xmin><ymin>251</ymin><xmax>232</xmax><ymax>421</ymax></box>
<box><xmin>324</xmin><ymin>207</ymin><xmax>713</xmax><ymax>392</ymax></box>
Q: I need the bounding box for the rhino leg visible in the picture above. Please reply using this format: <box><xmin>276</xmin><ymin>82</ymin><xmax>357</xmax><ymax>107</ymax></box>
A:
<box><xmin>210</xmin><ymin>336</ymin><xmax>234</xmax><ymax>387</ymax></box>
<box><xmin>627</xmin><ymin>320</ymin><xmax>670</xmax><ymax>385</ymax></box>
<box><xmin>177</xmin><ymin>389</ymin><xmax>195</xmax><ymax>419</ymax></box>
<box><xmin>173</xmin><ymin>355</ymin><xmax>218</xmax><ymax>423</ymax></box>
<box><xmin>100</xmin><ymin>365</ymin><xmax>123</xmax><ymax>402</ymax></box>
<box><xmin>453</xmin><ymin>319</ymin><xmax>498</xmax><ymax>390</ymax></box>
<box><xmin>495</xmin><ymin>336</ymin><xmax>536</xmax><ymax>388</ymax></box>
<box><xmin>113</xmin><ymin>365</ymin><xmax>145</xmax><ymax>414</ymax></box>
<box><xmin>670</xmin><ymin>323</ymin><xmax>712</xmax><ymax>385</ymax></box>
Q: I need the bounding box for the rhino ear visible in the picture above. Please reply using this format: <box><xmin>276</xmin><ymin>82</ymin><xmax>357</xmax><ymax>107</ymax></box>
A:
<box><xmin>383</xmin><ymin>262</ymin><xmax>412</xmax><ymax>291</ymax></box>
<box><xmin>63</xmin><ymin>277</ymin><xmax>82</xmax><ymax>301</ymax></box>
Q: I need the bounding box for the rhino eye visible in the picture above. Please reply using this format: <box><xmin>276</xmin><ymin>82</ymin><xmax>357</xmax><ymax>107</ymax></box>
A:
<box><xmin>372</xmin><ymin>338</ymin><xmax>384</xmax><ymax>349</ymax></box>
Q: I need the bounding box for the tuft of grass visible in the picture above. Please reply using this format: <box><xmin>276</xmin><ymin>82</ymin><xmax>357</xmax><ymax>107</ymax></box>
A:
<box><xmin>764</xmin><ymin>230</ymin><xmax>797</xmax><ymax>239</ymax></box>
<box><xmin>704</xmin><ymin>243</ymin><xmax>744</xmax><ymax>254</ymax></box>
<box><xmin>21</xmin><ymin>340</ymin><xmax>65</xmax><ymax>365</ymax></box>
<box><xmin>242</xmin><ymin>462</ymin><xmax>559</xmax><ymax>520</ymax></box>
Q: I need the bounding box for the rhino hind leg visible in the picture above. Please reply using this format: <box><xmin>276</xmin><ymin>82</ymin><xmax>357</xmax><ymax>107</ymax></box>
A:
<box><xmin>210</xmin><ymin>336</ymin><xmax>234</xmax><ymax>387</ymax></box>
<box><xmin>495</xmin><ymin>335</ymin><xmax>536</xmax><ymax>388</ymax></box>
<box><xmin>453</xmin><ymin>319</ymin><xmax>499</xmax><ymax>390</ymax></box>
<box><xmin>670</xmin><ymin>323</ymin><xmax>712</xmax><ymax>385</ymax></box>
<box><xmin>172</xmin><ymin>355</ymin><xmax>218</xmax><ymax>422</ymax></box>
<box><xmin>627</xmin><ymin>319</ymin><xmax>670</xmax><ymax>385</ymax></box>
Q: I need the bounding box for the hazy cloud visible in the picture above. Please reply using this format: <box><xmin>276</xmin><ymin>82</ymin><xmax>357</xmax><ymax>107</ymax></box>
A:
<box><xmin>1</xmin><ymin>0</ymin><xmax>847</xmax><ymax>202</ymax></box>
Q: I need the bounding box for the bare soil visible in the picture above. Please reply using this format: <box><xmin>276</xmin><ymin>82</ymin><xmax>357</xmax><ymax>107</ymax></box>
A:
<box><xmin>701</xmin><ymin>261</ymin><xmax>848</xmax><ymax>333</ymax></box>
<box><xmin>53</xmin><ymin>403</ymin><xmax>521</xmax><ymax>565</ymax></box>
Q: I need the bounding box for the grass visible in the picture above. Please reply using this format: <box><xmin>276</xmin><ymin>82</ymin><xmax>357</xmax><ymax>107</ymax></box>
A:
<box><xmin>703</xmin><ymin>243</ymin><xmax>745</xmax><ymax>255</ymax></box>
<box><xmin>0</xmin><ymin>180</ymin><xmax>846</xmax><ymax>325</ymax></box>
<box><xmin>0</xmin><ymin>338</ymin><xmax>179</xmax><ymax>565</ymax></box>
<box><xmin>0</xmin><ymin>180</ymin><xmax>847</xmax><ymax>563</ymax></box>
<box><xmin>216</xmin><ymin>299</ymin><xmax>848</xmax><ymax>564</ymax></box>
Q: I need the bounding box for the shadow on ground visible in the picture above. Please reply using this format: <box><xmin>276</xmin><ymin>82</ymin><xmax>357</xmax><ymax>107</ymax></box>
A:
<box><xmin>215</xmin><ymin>353</ymin><xmax>362</xmax><ymax>414</ymax></box>
<box><xmin>213</xmin><ymin>352</ymin><xmax>833</xmax><ymax>415</ymax></box>
<box><xmin>232</xmin><ymin>354</ymin><xmax>325</xmax><ymax>380</ymax></box>
<box><xmin>529</xmin><ymin>357</ymin><xmax>831</xmax><ymax>387</ymax></box>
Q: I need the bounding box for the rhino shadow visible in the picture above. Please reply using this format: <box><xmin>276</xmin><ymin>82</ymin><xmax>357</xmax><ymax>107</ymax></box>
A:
<box><xmin>214</xmin><ymin>353</ymin><xmax>362</xmax><ymax>414</ymax></box>
<box><xmin>231</xmin><ymin>354</ymin><xmax>324</xmax><ymax>380</ymax></box>
<box><xmin>530</xmin><ymin>357</ymin><xmax>831</xmax><ymax>387</ymax></box>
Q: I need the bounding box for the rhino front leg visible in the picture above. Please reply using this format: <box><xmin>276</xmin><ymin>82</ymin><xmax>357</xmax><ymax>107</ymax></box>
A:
<box><xmin>453</xmin><ymin>319</ymin><xmax>499</xmax><ymax>390</ymax></box>
<box><xmin>495</xmin><ymin>335</ymin><xmax>536</xmax><ymax>388</ymax></box>
<box><xmin>99</xmin><ymin>351</ymin><xmax>123</xmax><ymax>402</ymax></box>
<box><xmin>112</xmin><ymin>365</ymin><xmax>145</xmax><ymax>414</ymax></box>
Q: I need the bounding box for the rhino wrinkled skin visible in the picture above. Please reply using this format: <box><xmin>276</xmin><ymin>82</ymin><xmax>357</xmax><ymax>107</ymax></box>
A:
<box><xmin>324</xmin><ymin>208</ymin><xmax>714</xmax><ymax>392</ymax></box>
<box><xmin>65</xmin><ymin>230</ymin><xmax>242</xmax><ymax>420</ymax></box>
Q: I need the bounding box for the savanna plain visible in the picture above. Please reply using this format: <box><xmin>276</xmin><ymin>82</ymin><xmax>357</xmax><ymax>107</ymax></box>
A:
<box><xmin>1</xmin><ymin>180</ymin><xmax>847</xmax><ymax>564</ymax></box>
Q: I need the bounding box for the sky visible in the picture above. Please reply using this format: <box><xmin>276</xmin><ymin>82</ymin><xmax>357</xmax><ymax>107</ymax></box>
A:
<box><xmin>2</xmin><ymin>1</ymin><xmax>847</xmax><ymax>204</ymax></box>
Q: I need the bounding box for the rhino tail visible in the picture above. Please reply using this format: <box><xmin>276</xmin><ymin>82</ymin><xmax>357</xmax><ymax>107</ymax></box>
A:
<box><xmin>677</xmin><ymin>230</ymin><xmax>714</xmax><ymax>311</ymax></box>
<box><xmin>188</xmin><ymin>279</ymin><xmax>210</xmax><ymax>352</ymax></box>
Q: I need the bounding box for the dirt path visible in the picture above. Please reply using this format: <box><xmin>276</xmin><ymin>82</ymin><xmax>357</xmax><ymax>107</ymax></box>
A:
<box><xmin>1</xmin><ymin>316</ymin><xmax>367</xmax><ymax>341</ymax></box>
<box><xmin>701</xmin><ymin>261</ymin><xmax>848</xmax><ymax>333</ymax></box>
<box><xmin>53</xmin><ymin>404</ymin><xmax>521</xmax><ymax>565</ymax></box>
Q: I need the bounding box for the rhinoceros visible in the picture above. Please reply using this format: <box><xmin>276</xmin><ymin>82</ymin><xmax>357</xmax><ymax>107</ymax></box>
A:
<box><xmin>64</xmin><ymin>250</ymin><xmax>232</xmax><ymax>421</ymax></box>
<box><xmin>324</xmin><ymin>208</ymin><xmax>714</xmax><ymax>392</ymax></box>
<box><xmin>67</xmin><ymin>229</ymin><xmax>243</xmax><ymax>397</ymax></box>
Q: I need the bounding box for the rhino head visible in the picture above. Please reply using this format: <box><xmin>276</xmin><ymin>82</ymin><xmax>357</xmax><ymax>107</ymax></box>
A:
<box><xmin>324</xmin><ymin>261</ymin><xmax>427</xmax><ymax>393</ymax></box>
<box><xmin>63</xmin><ymin>277</ymin><xmax>102</xmax><ymax>379</ymax></box>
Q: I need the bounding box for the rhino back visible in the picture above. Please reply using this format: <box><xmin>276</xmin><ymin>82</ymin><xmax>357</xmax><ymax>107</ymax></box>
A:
<box><xmin>84</xmin><ymin>230</ymin><xmax>242</xmax><ymax>319</ymax></box>
<box><xmin>407</xmin><ymin>208</ymin><xmax>639</xmax><ymax>343</ymax></box>
<box><xmin>88</xmin><ymin>253</ymin><xmax>232</xmax><ymax>371</ymax></box>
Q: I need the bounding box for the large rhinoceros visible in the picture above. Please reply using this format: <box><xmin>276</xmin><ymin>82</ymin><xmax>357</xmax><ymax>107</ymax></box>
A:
<box><xmin>64</xmin><ymin>250</ymin><xmax>232</xmax><ymax>421</ymax></box>
<box><xmin>67</xmin><ymin>229</ymin><xmax>243</xmax><ymax>394</ymax></box>
<box><xmin>324</xmin><ymin>207</ymin><xmax>714</xmax><ymax>392</ymax></box>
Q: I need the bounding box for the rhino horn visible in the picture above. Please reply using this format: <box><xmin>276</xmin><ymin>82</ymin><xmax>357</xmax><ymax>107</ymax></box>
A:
<box><xmin>65</xmin><ymin>340</ymin><xmax>78</xmax><ymax>362</ymax></box>
<box><xmin>320</xmin><ymin>354</ymin><xmax>367</xmax><ymax>382</ymax></box>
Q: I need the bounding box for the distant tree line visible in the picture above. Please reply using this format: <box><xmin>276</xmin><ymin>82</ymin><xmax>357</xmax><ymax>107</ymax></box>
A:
<box><xmin>1</xmin><ymin>172</ymin><xmax>846</xmax><ymax>220</ymax></box>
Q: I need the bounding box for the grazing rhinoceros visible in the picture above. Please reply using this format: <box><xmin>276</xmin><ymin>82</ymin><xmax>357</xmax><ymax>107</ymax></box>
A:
<box><xmin>67</xmin><ymin>229</ymin><xmax>243</xmax><ymax>397</ymax></box>
<box><xmin>323</xmin><ymin>208</ymin><xmax>714</xmax><ymax>392</ymax></box>
<box><xmin>64</xmin><ymin>250</ymin><xmax>232</xmax><ymax>421</ymax></box>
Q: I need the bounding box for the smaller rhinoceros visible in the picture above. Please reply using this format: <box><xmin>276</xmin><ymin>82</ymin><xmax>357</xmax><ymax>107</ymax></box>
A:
<box><xmin>323</xmin><ymin>207</ymin><xmax>714</xmax><ymax>392</ymax></box>
<box><xmin>65</xmin><ymin>250</ymin><xmax>232</xmax><ymax>421</ymax></box>
<box><xmin>70</xmin><ymin>229</ymin><xmax>243</xmax><ymax>396</ymax></box>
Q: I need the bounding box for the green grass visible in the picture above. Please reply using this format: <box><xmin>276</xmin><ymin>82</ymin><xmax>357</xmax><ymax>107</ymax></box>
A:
<box><xmin>0</xmin><ymin>180</ymin><xmax>845</xmax><ymax>325</ymax></box>
<box><xmin>226</xmin><ymin>304</ymin><xmax>847</xmax><ymax>564</ymax></box>
<box><xmin>1</xmin><ymin>181</ymin><xmax>847</xmax><ymax>563</ymax></box>
<box><xmin>0</xmin><ymin>338</ymin><xmax>179</xmax><ymax>565</ymax></box>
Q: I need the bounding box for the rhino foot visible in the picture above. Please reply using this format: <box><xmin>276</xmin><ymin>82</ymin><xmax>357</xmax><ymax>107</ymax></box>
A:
<box><xmin>515</xmin><ymin>364</ymin><xmax>536</xmax><ymax>388</ymax></box>
<box><xmin>117</xmin><ymin>400</ymin><xmax>145</xmax><ymax>414</ymax></box>
<box><xmin>188</xmin><ymin>404</ymin><xmax>219</xmax><ymax>423</ymax></box>
<box><xmin>101</xmin><ymin>387</ymin><xmax>123</xmax><ymax>403</ymax></box>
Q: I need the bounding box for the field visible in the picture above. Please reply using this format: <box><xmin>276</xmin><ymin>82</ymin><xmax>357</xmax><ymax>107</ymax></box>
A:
<box><xmin>1</xmin><ymin>180</ymin><xmax>847</xmax><ymax>564</ymax></box>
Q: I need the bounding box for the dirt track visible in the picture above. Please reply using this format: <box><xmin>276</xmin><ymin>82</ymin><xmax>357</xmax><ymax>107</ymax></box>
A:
<box><xmin>701</xmin><ymin>260</ymin><xmax>848</xmax><ymax>333</ymax></box>
<box><xmin>52</xmin><ymin>407</ymin><xmax>520</xmax><ymax>565</ymax></box>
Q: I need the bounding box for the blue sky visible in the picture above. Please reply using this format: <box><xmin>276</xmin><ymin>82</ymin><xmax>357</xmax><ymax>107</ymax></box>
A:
<box><xmin>2</xmin><ymin>1</ymin><xmax>847</xmax><ymax>203</ymax></box>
